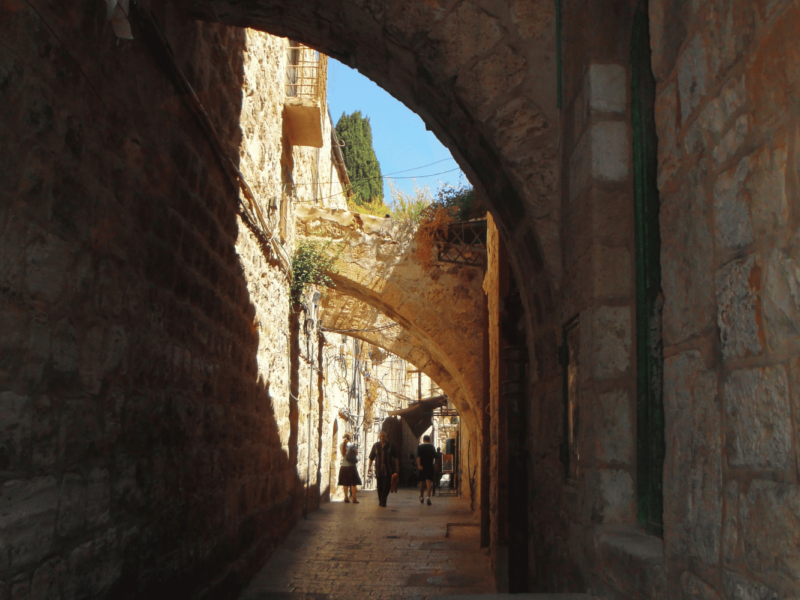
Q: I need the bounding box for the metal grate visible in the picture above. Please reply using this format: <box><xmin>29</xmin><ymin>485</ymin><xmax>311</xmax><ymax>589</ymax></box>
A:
<box><xmin>286</xmin><ymin>44</ymin><xmax>327</xmax><ymax>102</ymax></box>
<box><xmin>436</xmin><ymin>219</ymin><xmax>487</xmax><ymax>268</ymax></box>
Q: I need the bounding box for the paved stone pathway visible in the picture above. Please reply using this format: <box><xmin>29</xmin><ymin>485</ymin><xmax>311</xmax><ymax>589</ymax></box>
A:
<box><xmin>239</xmin><ymin>489</ymin><xmax>496</xmax><ymax>600</ymax></box>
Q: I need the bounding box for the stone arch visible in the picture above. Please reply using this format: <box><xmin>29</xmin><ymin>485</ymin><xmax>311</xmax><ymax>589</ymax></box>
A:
<box><xmin>319</xmin><ymin>290</ymin><xmax>476</xmax><ymax>429</ymax></box>
<box><xmin>297</xmin><ymin>206</ymin><xmax>484</xmax><ymax>430</ymax></box>
<box><xmin>187</xmin><ymin>0</ymin><xmax>561</xmax><ymax>344</ymax></box>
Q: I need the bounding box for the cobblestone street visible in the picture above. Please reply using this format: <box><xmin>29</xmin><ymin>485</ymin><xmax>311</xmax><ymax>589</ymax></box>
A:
<box><xmin>239</xmin><ymin>489</ymin><xmax>496</xmax><ymax>600</ymax></box>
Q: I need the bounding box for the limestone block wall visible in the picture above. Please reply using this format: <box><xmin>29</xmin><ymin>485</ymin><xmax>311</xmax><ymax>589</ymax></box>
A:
<box><xmin>0</xmin><ymin>2</ymin><xmax>351</xmax><ymax>595</ymax></box>
<box><xmin>529</xmin><ymin>1</ymin><xmax>800</xmax><ymax>599</ymax></box>
<box><xmin>525</xmin><ymin>0</ymin><xmax>640</xmax><ymax>593</ymax></box>
<box><xmin>651</xmin><ymin>1</ymin><xmax>800</xmax><ymax>598</ymax></box>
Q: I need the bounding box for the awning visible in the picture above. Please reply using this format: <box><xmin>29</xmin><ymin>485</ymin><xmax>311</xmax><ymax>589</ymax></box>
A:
<box><xmin>388</xmin><ymin>395</ymin><xmax>449</xmax><ymax>438</ymax></box>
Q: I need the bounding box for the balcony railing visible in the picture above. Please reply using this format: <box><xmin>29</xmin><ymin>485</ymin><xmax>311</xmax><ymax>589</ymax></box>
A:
<box><xmin>286</xmin><ymin>44</ymin><xmax>327</xmax><ymax>105</ymax></box>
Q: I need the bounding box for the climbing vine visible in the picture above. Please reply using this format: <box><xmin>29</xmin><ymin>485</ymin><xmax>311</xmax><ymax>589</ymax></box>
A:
<box><xmin>290</xmin><ymin>239</ymin><xmax>338</xmax><ymax>303</ymax></box>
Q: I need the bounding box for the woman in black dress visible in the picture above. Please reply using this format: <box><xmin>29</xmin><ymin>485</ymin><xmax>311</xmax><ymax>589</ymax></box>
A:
<box><xmin>337</xmin><ymin>432</ymin><xmax>362</xmax><ymax>503</ymax></box>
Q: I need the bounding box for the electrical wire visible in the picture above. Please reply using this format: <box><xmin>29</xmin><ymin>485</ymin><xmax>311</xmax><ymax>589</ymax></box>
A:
<box><xmin>290</xmin><ymin>158</ymin><xmax>457</xmax><ymax>187</ymax></box>
<box><xmin>293</xmin><ymin>167</ymin><xmax>461</xmax><ymax>188</ymax></box>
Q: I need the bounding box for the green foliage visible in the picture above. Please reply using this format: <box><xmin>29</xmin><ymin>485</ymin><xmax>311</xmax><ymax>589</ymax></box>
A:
<box><xmin>386</xmin><ymin>176</ymin><xmax>478</xmax><ymax>224</ymax></box>
<box><xmin>290</xmin><ymin>239</ymin><xmax>337</xmax><ymax>303</ymax></box>
<box><xmin>346</xmin><ymin>197</ymin><xmax>391</xmax><ymax>218</ymax></box>
<box><xmin>434</xmin><ymin>177</ymin><xmax>478</xmax><ymax>221</ymax></box>
<box><xmin>335</xmin><ymin>111</ymin><xmax>384</xmax><ymax>206</ymax></box>
<box><xmin>387</xmin><ymin>179</ymin><xmax>433</xmax><ymax>224</ymax></box>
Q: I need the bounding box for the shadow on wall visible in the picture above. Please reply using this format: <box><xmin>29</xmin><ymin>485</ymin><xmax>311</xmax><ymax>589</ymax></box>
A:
<box><xmin>0</xmin><ymin>3</ymin><xmax>317</xmax><ymax>598</ymax></box>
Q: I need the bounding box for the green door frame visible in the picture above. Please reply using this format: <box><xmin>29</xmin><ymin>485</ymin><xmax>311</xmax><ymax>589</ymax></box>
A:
<box><xmin>631</xmin><ymin>0</ymin><xmax>665</xmax><ymax>537</ymax></box>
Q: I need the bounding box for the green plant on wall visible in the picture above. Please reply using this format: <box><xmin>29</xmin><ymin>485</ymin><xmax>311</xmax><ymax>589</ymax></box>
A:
<box><xmin>290</xmin><ymin>239</ymin><xmax>338</xmax><ymax>304</ymax></box>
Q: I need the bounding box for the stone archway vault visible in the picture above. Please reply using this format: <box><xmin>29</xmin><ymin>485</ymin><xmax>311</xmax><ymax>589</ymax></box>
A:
<box><xmin>319</xmin><ymin>290</ymin><xmax>475</xmax><ymax>429</ymax></box>
<box><xmin>186</xmin><ymin>0</ymin><xmax>560</xmax><ymax>344</ymax></box>
<box><xmin>296</xmin><ymin>205</ymin><xmax>484</xmax><ymax>432</ymax></box>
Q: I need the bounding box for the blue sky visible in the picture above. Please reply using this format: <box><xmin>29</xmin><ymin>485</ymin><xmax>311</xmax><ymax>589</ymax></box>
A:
<box><xmin>327</xmin><ymin>59</ymin><xmax>465</xmax><ymax>202</ymax></box>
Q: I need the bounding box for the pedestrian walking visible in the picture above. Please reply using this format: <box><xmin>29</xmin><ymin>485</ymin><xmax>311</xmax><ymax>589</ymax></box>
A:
<box><xmin>433</xmin><ymin>446</ymin><xmax>443</xmax><ymax>496</ymax></box>
<box><xmin>368</xmin><ymin>431</ymin><xmax>399</xmax><ymax>507</ymax></box>
<box><xmin>417</xmin><ymin>434</ymin><xmax>437</xmax><ymax>505</ymax></box>
<box><xmin>337</xmin><ymin>433</ymin><xmax>361</xmax><ymax>504</ymax></box>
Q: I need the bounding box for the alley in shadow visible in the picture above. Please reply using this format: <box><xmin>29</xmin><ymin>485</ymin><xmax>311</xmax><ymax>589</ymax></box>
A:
<box><xmin>239</xmin><ymin>490</ymin><xmax>495</xmax><ymax>600</ymax></box>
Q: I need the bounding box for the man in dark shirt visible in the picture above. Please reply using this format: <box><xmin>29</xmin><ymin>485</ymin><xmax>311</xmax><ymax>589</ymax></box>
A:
<box><xmin>368</xmin><ymin>431</ymin><xmax>399</xmax><ymax>507</ymax></box>
<box><xmin>416</xmin><ymin>434</ymin><xmax>437</xmax><ymax>505</ymax></box>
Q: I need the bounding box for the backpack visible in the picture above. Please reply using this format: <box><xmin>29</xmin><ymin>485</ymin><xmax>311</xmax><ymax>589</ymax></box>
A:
<box><xmin>345</xmin><ymin>445</ymin><xmax>358</xmax><ymax>463</ymax></box>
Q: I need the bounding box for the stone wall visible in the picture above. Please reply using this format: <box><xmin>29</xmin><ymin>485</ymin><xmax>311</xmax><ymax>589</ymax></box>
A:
<box><xmin>0</xmin><ymin>2</ymin><xmax>354</xmax><ymax>595</ymax></box>
<box><xmin>652</xmin><ymin>1</ymin><xmax>800</xmax><ymax>598</ymax></box>
<box><xmin>521</xmin><ymin>0</ymin><xmax>640</xmax><ymax>593</ymax></box>
<box><xmin>524</xmin><ymin>1</ymin><xmax>800</xmax><ymax>599</ymax></box>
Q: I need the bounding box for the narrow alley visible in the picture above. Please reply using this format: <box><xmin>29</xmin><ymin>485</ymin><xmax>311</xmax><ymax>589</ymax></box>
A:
<box><xmin>240</xmin><ymin>490</ymin><xmax>495</xmax><ymax>600</ymax></box>
<box><xmin>3</xmin><ymin>0</ymin><xmax>800</xmax><ymax>598</ymax></box>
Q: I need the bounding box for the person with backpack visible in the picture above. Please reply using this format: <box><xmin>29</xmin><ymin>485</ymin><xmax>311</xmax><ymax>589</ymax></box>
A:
<box><xmin>368</xmin><ymin>430</ymin><xmax>399</xmax><ymax>507</ymax></box>
<box><xmin>337</xmin><ymin>432</ymin><xmax>361</xmax><ymax>504</ymax></box>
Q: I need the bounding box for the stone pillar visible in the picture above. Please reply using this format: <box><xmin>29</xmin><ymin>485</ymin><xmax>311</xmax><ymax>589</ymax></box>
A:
<box><xmin>480</xmin><ymin>294</ymin><xmax>491</xmax><ymax>548</ymax></box>
<box><xmin>503</xmin><ymin>344</ymin><xmax>529</xmax><ymax>592</ymax></box>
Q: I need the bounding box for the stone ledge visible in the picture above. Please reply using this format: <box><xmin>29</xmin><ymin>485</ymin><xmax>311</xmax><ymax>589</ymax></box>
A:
<box><xmin>591</xmin><ymin>526</ymin><xmax>666</xmax><ymax>599</ymax></box>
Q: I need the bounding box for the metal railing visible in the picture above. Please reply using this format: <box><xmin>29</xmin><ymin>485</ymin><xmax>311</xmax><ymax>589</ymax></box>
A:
<box><xmin>436</xmin><ymin>219</ymin><xmax>488</xmax><ymax>268</ymax></box>
<box><xmin>286</xmin><ymin>44</ymin><xmax>327</xmax><ymax>104</ymax></box>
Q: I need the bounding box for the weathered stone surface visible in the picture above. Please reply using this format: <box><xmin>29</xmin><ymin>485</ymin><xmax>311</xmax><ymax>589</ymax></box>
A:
<box><xmin>656</xmin><ymin>80</ymin><xmax>680</xmax><ymax>191</ymax></box>
<box><xmin>683</xmin><ymin>76</ymin><xmax>746</xmax><ymax>162</ymax></box>
<box><xmin>385</xmin><ymin>0</ymin><xmax>447</xmax><ymax>38</ymax></box>
<box><xmin>581</xmin><ymin>468</ymin><xmax>635</xmax><ymax>524</ymax></box>
<box><xmin>51</xmin><ymin>318</ymin><xmax>78</xmax><ymax>373</ymax></box>
<box><xmin>511</xmin><ymin>0</ymin><xmax>555</xmax><ymax>39</ymax></box>
<box><xmin>0</xmin><ymin>391</ymin><xmax>31</xmax><ymax>472</ymax></box>
<box><xmin>56</xmin><ymin>473</ymin><xmax>86</xmax><ymax>538</ymax></box>
<box><xmin>85</xmin><ymin>468</ymin><xmax>110</xmax><ymax>528</ymax></box>
<box><xmin>713</xmin><ymin>160</ymin><xmax>754</xmax><ymax>250</ymax></box>
<box><xmin>490</xmin><ymin>97</ymin><xmax>551</xmax><ymax>163</ymax></box>
<box><xmin>680</xmin><ymin>571</ymin><xmax>723</xmax><ymax>600</ymax></box>
<box><xmin>714</xmin><ymin>138</ymin><xmax>788</xmax><ymax>250</ymax></box>
<box><xmin>24</xmin><ymin>231</ymin><xmax>72</xmax><ymax>304</ymax></box>
<box><xmin>663</xmin><ymin>351</ymin><xmax>721</xmax><ymax>566</ymax></box>
<box><xmin>592</xmin><ymin>390</ymin><xmax>634</xmax><ymax>465</ymax></box>
<box><xmin>763</xmin><ymin>249</ymin><xmax>800</xmax><ymax>353</ymax></box>
<box><xmin>598</xmin><ymin>470</ymin><xmax>635</xmax><ymax>523</ymax></box>
<box><xmin>661</xmin><ymin>164</ymin><xmax>716</xmax><ymax>345</ymax></box>
<box><xmin>590</xmin><ymin>306</ymin><xmax>631</xmax><ymax>380</ymax></box>
<box><xmin>678</xmin><ymin>34</ymin><xmax>711</xmax><ymax>124</ymax></box>
<box><xmin>0</xmin><ymin>478</ymin><xmax>57</xmax><ymax>568</ymax></box>
<box><xmin>649</xmin><ymin>0</ymin><xmax>689</xmax><ymax>81</ymax></box>
<box><xmin>712</xmin><ymin>114</ymin><xmax>748</xmax><ymax>164</ymax></box>
<box><xmin>742</xmin><ymin>480</ymin><xmax>800</xmax><ymax>584</ymax></box>
<box><xmin>456</xmin><ymin>45</ymin><xmax>527</xmax><ymax>120</ymax></box>
<box><xmin>429</xmin><ymin>3</ymin><xmax>506</xmax><ymax>75</ymax></box>
<box><xmin>588</xmin><ymin>64</ymin><xmax>626</xmax><ymax>114</ymax></box>
<box><xmin>591</xmin><ymin>121</ymin><xmax>629</xmax><ymax>182</ymax></box>
<box><xmin>722</xmin><ymin>571</ymin><xmax>778</xmax><ymax>600</ymax></box>
<box><xmin>724</xmin><ymin>365</ymin><xmax>791</xmax><ymax>470</ymax></box>
<box><xmin>63</xmin><ymin>528</ymin><xmax>121</xmax><ymax>599</ymax></box>
<box><xmin>592</xmin><ymin>245</ymin><xmax>631</xmax><ymax>299</ymax></box>
<box><xmin>569</xmin><ymin>129</ymin><xmax>592</xmax><ymax>203</ymax></box>
<box><xmin>593</xmin><ymin>526</ymin><xmax>666</xmax><ymax>597</ymax></box>
<box><xmin>723</xmin><ymin>480</ymin><xmax>743</xmax><ymax>566</ymax></box>
<box><xmin>30</xmin><ymin>557</ymin><xmax>64</xmax><ymax>600</ymax></box>
<box><xmin>716</xmin><ymin>256</ymin><xmax>763</xmax><ymax>360</ymax></box>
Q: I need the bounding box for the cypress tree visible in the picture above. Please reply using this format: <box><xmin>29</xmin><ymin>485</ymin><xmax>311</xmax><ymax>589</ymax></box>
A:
<box><xmin>335</xmin><ymin>111</ymin><xmax>384</xmax><ymax>205</ymax></box>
